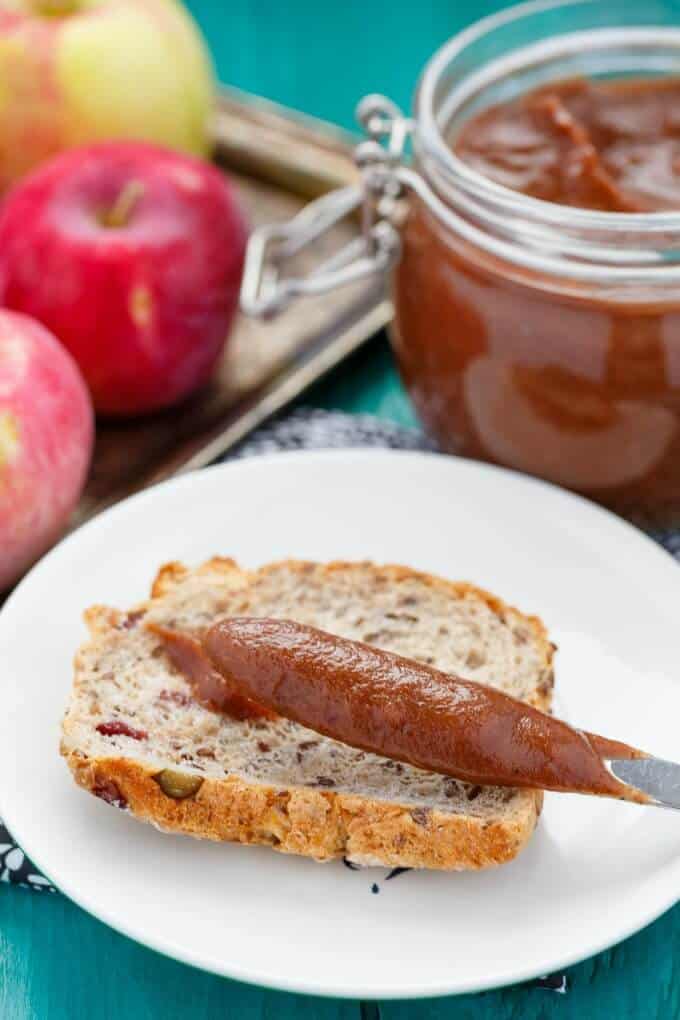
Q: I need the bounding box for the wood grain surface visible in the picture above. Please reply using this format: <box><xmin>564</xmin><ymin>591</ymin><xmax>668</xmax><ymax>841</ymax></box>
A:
<box><xmin>2</xmin><ymin>854</ymin><xmax>679</xmax><ymax>1019</ymax></box>
<box><xmin>3</xmin><ymin>1</ymin><xmax>679</xmax><ymax>1017</ymax></box>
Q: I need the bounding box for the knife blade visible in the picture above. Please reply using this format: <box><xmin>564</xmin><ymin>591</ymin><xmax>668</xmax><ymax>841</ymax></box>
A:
<box><xmin>607</xmin><ymin>757</ymin><xmax>680</xmax><ymax>809</ymax></box>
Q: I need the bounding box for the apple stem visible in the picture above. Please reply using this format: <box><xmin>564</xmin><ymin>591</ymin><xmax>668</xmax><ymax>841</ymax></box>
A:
<box><xmin>30</xmin><ymin>0</ymin><xmax>81</xmax><ymax>15</ymax></box>
<box><xmin>102</xmin><ymin>180</ymin><xmax>145</xmax><ymax>228</ymax></box>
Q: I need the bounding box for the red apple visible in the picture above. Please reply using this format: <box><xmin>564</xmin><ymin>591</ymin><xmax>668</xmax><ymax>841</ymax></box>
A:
<box><xmin>0</xmin><ymin>141</ymin><xmax>248</xmax><ymax>415</ymax></box>
<box><xmin>0</xmin><ymin>309</ymin><xmax>93</xmax><ymax>590</ymax></box>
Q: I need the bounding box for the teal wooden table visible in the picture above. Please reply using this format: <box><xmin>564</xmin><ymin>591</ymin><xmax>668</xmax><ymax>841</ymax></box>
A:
<box><xmin>3</xmin><ymin>3</ymin><xmax>680</xmax><ymax>1017</ymax></box>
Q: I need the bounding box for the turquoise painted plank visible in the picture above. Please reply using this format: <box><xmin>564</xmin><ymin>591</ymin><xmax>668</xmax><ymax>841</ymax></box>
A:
<box><xmin>3</xmin><ymin>1</ymin><xmax>678</xmax><ymax>1017</ymax></box>
<box><xmin>304</xmin><ymin>334</ymin><xmax>418</xmax><ymax>425</ymax></box>
<box><xmin>381</xmin><ymin>903</ymin><xmax>680</xmax><ymax>1019</ymax></box>
<box><xmin>0</xmin><ymin>888</ymin><xmax>358</xmax><ymax>1020</ymax></box>
<box><xmin>4</xmin><ymin>882</ymin><xmax>679</xmax><ymax>1019</ymax></box>
<box><xmin>186</xmin><ymin>0</ymin><xmax>510</xmax><ymax>132</ymax></box>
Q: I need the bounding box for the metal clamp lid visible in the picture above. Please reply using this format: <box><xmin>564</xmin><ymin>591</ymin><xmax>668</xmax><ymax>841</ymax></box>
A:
<box><xmin>240</xmin><ymin>96</ymin><xmax>412</xmax><ymax>319</ymax></box>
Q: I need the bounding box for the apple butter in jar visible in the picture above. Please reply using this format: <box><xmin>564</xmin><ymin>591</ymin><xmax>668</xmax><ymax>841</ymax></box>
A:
<box><xmin>391</xmin><ymin>0</ymin><xmax>680</xmax><ymax>525</ymax></box>
<box><xmin>241</xmin><ymin>0</ymin><xmax>680</xmax><ymax>526</ymax></box>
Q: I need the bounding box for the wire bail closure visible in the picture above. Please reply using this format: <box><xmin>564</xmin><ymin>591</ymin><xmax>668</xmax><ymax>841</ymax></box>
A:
<box><xmin>240</xmin><ymin>96</ymin><xmax>412</xmax><ymax>319</ymax></box>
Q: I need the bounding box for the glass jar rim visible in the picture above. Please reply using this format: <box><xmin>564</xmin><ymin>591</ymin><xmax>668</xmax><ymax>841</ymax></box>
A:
<box><xmin>411</xmin><ymin>0</ymin><xmax>680</xmax><ymax>285</ymax></box>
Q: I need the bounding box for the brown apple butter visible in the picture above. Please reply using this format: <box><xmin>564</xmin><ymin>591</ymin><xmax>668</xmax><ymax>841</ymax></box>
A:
<box><xmin>393</xmin><ymin>78</ymin><xmax>680</xmax><ymax>523</ymax></box>
<box><xmin>204</xmin><ymin>617</ymin><xmax>648</xmax><ymax>801</ymax></box>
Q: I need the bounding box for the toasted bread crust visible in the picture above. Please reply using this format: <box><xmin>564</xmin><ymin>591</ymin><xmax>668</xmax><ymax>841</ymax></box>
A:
<box><xmin>64</xmin><ymin>751</ymin><xmax>543</xmax><ymax>870</ymax></box>
<box><xmin>150</xmin><ymin>557</ymin><xmax>241</xmax><ymax>599</ymax></box>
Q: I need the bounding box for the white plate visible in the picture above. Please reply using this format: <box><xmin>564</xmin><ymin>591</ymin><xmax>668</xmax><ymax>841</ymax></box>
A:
<box><xmin>1</xmin><ymin>450</ymin><xmax>680</xmax><ymax>1000</ymax></box>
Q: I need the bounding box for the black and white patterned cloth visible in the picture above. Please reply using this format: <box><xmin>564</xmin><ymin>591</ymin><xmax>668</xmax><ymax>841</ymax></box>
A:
<box><xmin>2</xmin><ymin>406</ymin><xmax>679</xmax><ymax>906</ymax></box>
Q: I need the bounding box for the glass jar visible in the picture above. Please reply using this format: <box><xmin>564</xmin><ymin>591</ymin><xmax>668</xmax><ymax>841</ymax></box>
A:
<box><xmin>242</xmin><ymin>0</ymin><xmax>680</xmax><ymax>527</ymax></box>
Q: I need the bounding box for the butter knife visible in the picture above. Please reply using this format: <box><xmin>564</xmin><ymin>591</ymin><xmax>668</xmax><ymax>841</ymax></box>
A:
<box><xmin>607</xmin><ymin>758</ymin><xmax>680</xmax><ymax>809</ymax></box>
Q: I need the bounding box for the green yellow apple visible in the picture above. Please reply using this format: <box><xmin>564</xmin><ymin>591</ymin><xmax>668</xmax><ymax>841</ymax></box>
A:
<box><xmin>0</xmin><ymin>0</ymin><xmax>215</xmax><ymax>191</ymax></box>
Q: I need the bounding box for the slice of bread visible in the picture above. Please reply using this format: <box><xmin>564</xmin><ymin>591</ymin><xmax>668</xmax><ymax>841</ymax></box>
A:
<box><xmin>61</xmin><ymin>559</ymin><xmax>555</xmax><ymax>871</ymax></box>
